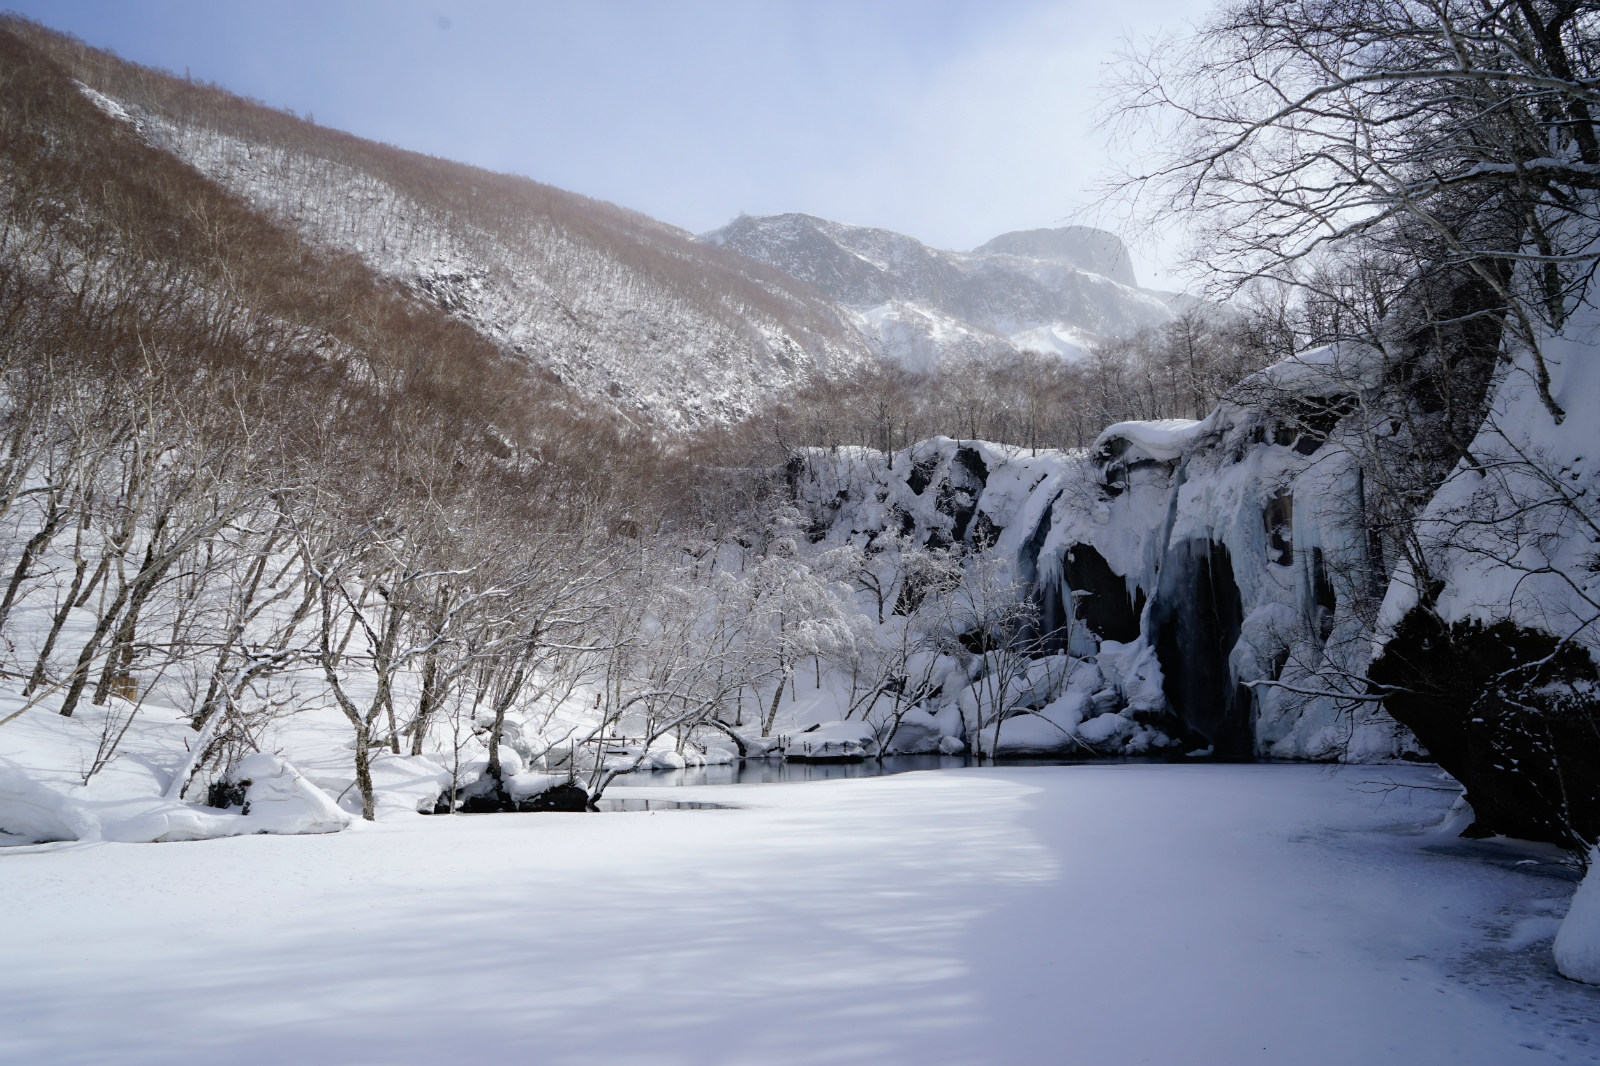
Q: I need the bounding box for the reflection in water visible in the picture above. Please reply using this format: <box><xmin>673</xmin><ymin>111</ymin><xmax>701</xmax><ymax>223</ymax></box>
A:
<box><xmin>589</xmin><ymin>799</ymin><xmax>740</xmax><ymax>812</ymax></box>
<box><xmin>611</xmin><ymin>753</ymin><xmax>1174</xmax><ymax>788</ymax></box>
<box><xmin>614</xmin><ymin>754</ymin><xmax>974</xmax><ymax>787</ymax></box>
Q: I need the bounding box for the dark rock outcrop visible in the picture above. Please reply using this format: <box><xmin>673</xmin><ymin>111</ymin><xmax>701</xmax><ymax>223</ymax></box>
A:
<box><xmin>1062</xmin><ymin>543</ymin><xmax>1143</xmax><ymax>645</ymax></box>
<box><xmin>1150</xmin><ymin>540</ymin><xmax>1252</xmax><ymax>755</ymax></box>
<box><xmin>458</xmin><ymin>780</ymin><xmax>591</xmax><ymax>813</ymax></box>
<box><xmin>1371</xmin><ymin>610</ymin><xmax>1600</xmax><ymax>847</ymax></box>
<box><xmin>521</xmin><ymin>782</ymin><xmax>590</xmax><ymax>812</ymax></box>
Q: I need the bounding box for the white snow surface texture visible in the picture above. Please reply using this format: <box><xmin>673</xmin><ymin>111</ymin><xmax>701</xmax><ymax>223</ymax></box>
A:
<box><xmin>1</xmin><ymin>765</ymin><xmax>1595</xmax><ymax>1065</ymax></box>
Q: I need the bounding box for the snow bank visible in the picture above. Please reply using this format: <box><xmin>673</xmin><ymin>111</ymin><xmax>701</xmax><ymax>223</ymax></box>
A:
<box><xmin>0</xmin><ymin>695</ymin><xmax>357</xmax><ymax>843</ymax></box>
<box><xmin>1554</xmin><ymin>847</ymin><xmax>1600</xmax><ymax>984</ymax></box>
<box><xmin>0</xmin><ymin>750</ymin><xmax>348</xmax><ymax>843</ymax></box>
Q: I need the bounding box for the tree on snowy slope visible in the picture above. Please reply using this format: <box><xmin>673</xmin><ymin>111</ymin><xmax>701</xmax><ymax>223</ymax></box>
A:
<box><xmin>707</xmin><ymin>328</ymin><xmax>1282</xmax><ymax>459</ymax></box>
<box><xmin>747</xmin><ymin>547</ymin><xmax>862</xmax><ymax>737</ymax></box>
<box><xmin>0</xmin><ymin>29</ymin><xmax>695</xmax><ymax>815</ymax></box>
<box><xmin>848</xmin><ymin>543</ymin><xmax>969</xmax><ymax>755</ymax></box>
<box><xmin>1</xmin><ymin>17</ymin><xmax>873</xmax><ymax>431</ymax></box>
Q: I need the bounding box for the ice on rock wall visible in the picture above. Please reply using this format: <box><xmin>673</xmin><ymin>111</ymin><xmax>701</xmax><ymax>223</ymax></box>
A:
<box><xmin>1368</xmin><ymin>292</ymin><xmax>1600</xmax><ymax>846</ymax></box>
<box><xmin>792</xmin><ymin>342</ymin><xmax>1412</xmax><ymax>761</ymax></box>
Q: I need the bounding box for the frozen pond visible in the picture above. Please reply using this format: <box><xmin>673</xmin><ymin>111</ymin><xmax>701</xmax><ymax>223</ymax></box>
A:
<box><xmin>1</xmin><ymin>764</ymin><xmax>1593</xmax><ymax>1065</ymax></box>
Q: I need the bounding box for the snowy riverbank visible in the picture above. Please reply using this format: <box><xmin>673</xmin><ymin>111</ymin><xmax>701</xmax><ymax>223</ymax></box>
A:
<box><xmin>1</xmin><ymin>764</ymin><xmax>1594</xmax><ymax>1065</ymax></box>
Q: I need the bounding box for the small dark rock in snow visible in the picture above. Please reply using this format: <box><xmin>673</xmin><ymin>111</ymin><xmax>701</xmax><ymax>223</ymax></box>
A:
<box><xmin>518</xmin><ymin>783</ymin><xmax>589</xmax><ymax>812</ymax></box>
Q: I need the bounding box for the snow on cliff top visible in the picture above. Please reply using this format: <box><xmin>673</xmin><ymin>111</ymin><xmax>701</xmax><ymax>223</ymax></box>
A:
<box><xmin>1092</xmin><ymin>417</ymin><xmax>1214</xmax><ymax>461</ymax></box>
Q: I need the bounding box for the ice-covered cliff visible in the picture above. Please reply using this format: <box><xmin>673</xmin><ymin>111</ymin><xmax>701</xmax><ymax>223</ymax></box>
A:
<box><xmin>1368</xmin><ymin>296</ymin><xmax>1600</xmax><ymax>846</ymax></box>
<box><xmin>788</xmin><ymin>342</ymin><xmax>1418</xmax><ymax>762</ymax></box>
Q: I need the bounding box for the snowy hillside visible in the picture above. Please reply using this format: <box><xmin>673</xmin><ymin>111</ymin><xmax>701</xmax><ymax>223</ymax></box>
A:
<box><xmin>699</xmin><ymin>214</ymin><xmax>1180</xmax><ymax>367</ymax></box>
<box><xmin>60</xmin><ymin>76</ymin><xmax>871</xmax><ymax>429</ymax></box>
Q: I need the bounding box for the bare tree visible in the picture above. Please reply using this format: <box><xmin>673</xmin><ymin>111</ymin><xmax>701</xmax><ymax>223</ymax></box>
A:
<box><xmin>1104</xmin><ymin>0</ymin><xmax>1600</xmax><ymax>420</ymax></box>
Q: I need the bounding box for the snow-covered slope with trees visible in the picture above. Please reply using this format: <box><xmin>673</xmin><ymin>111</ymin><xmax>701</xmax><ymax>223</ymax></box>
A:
<box><xmin>699</xmin><ymin>213</ymin><xmax>1181</xmax><ymax>367</ymax></box>
<box><xmin>54</xmin><ymin>55</ymin><xmax>872</xmax><ymax>428</ymax></box>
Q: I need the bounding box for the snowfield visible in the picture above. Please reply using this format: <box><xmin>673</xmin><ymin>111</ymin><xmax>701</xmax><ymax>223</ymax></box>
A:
<box><xmin>1</xmin><ymin>764</ymin><xmax>1594</xmax><ymax>1065</ymax></box>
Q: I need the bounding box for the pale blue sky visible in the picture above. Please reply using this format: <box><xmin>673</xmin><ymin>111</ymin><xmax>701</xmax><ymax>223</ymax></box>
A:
<box><xmin>9</xmin><ymin>0</ymin><xmax>1209</xmax><ymax>285</ymax></box>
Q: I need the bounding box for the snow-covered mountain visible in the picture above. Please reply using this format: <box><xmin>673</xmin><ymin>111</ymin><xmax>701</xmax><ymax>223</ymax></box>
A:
<box><xmin>699</xmin><ymin>214</ymin><xmax>1181</xmax><ymax>369</ymax></box>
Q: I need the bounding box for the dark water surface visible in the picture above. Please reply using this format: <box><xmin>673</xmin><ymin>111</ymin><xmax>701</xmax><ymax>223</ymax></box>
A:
<box><xmin>588</xmin><ymin>798</ymin><xmax>740</xmax><ymax>812</ymax></box>
<box><xmin>611</xmin><ymin>754</ymin><xmax>973</xmax><ymax>787</ymax></box>
<box><xmin>605</xmin><ymin>753</ymin><xmax>1187</xmax><ymax>788</ymax></box>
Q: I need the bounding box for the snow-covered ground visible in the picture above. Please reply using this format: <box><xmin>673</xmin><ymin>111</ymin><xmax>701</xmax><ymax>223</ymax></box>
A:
<box><xmin>1</xmin><ymin>764</ymin><xmax>1593</xmax><ymax>1065</ymax></box>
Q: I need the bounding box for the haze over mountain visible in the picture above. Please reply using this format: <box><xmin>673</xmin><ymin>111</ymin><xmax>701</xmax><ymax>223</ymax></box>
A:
<box><xmin>700</xmin><ymin>214</ymin><xmax>1180</xmax><ymax>370</ymax></box>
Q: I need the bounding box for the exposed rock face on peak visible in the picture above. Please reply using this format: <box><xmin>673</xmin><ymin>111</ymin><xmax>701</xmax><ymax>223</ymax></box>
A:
<box><xmin>973</xmin><ymin>226</ymin><xmax>1138</xmax><ymax>288</ymax></box>
<box><xmin>699</xmin><ymin>214</ymin><xmax>1176</xmax><ymax>368</ymax></box>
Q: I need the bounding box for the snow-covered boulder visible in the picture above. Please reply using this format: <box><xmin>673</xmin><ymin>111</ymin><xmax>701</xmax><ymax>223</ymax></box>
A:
<box><xmin>987</xmin><ymin>708</ymin><xmax>1081</xmax><ymax>756</ymax></box>
<box><xmin>788</xmin><ymin>720</ymin><xmax>878</xmax><ymax>761</ymax></box>
<box><xmin>1095</xmin><ymin>640</ymin><xmax>1166</xmax><ymax>714</ymax></box>
<box><xmin>506</xmin><ymin>772</ymin><xmax>564</xmax><ymax>802</ymax></box>
<box><xmin>1076</xmin><ymin>711</ymin><xmax>1133</xmax><ymax>747</ymax></box>
<box><xmin>364</xmin><ymin>754</ymin><xmax>452</xmax><ymax>817</ymax></box>
<box><xmin>0</xmin><ymin>750</ymin><xmax>352</xmax><ymax>843</ymax></box>
<box><xmin>300</xmin><ymin>750</ymin><xmax>454</xmax><ymax>817</ymax></box>
<box><xmin>881</xmin><ymin>708</ymin><xmax>943</xmax><ymax>754</ymax></box>
<box><xmin>733</xmin><ymin>733</ymin><xmax>787</xmax><ymax>759</ymax></box>
<box><xmin>640</xmin><ymin>749</ymin><xmax>688</xmax><ymax>771</ymax></box>
<box><xmin>0</xmin><ymin>755</ymin><xmax>77</xmax><ymax>843</ymax></box>
<box><xmin>229</xmin><ymin>753</ymin><xmax>352</xmax><ymax>834</ymax></box>
<box><xmin>506</xmin><ymin>772</ymin><xmax>588</xmax><ymax>811</ymax></box>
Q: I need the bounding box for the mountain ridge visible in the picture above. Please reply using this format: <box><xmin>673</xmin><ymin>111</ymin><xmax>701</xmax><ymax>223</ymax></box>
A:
<box><xmin>14</xmin><ymin>17</ymin><xmax>1188</xmax><ymax>429</ymax></box>
<box><xmin>698</xmin><ymin>212</ymin><xmax>1179</xmax><ymax>368</ymax></box>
